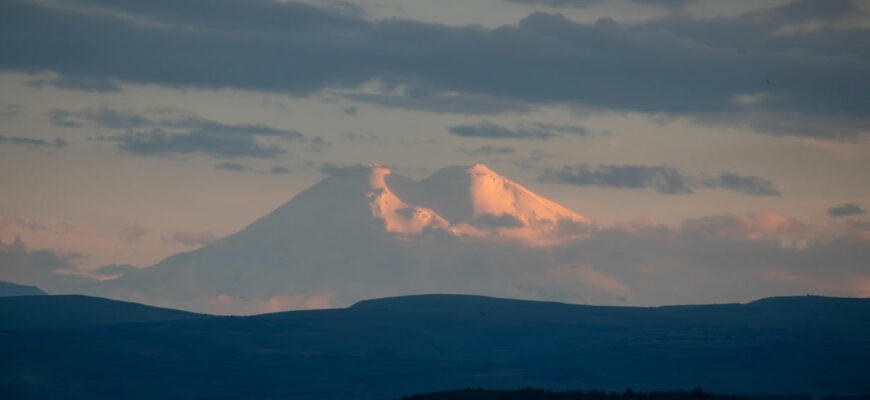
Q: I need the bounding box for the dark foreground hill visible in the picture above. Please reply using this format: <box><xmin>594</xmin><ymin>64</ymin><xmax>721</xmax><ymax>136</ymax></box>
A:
<box><xmin>404</xmin><ymin>387</ymin><xmax>770</xmax><ymax>400</ymax></box>
<box><xmin>1</xmin><ymin>294</ymin><xmax>868</xmax><ymax>399</ymax></box>
<box><xmin>0</xmin><ymin>295</ymin><xmax>206</xmax><ymax>330</ymax></box>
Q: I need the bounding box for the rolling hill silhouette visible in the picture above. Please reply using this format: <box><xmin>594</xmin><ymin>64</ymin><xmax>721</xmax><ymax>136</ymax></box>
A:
<box><xmin>0</xmin><ymin>281</ymin><xmax>45</xmax><ymax>297</ymax></box>
<box><xmin>1</xmin><ymin>293</ymin><xmax>868</xmax><ymax>399</ymax></box>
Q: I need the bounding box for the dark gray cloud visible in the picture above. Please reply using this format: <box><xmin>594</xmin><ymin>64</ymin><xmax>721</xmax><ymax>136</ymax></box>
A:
<box><xmin>25</xmin><ymin>74</ymin><xmax>122</xmax><ymax>92</ymax></box>
<box><xmin>458</xmin><ymin>145</ymin><xmax>516</xmax><ymax>156</ymax></box>
<box><xmin>0</xmin><ymin>136</ymin><xmax>49</xmax><ymax>146</ymax></box>
<box><xmin>540</xmin><ymin>164</ymin><xmax>693</xmax><ymax>194</ymax></box>
<box><xmin>163</xmin><ymin>230</ymin><xmax>218</xmax><ymax>247</ymax></box>
<box><xmin>51</xmin><ymin>107</ymin><xmax>316</xmax><ymax>158</ymax></box>
<box><xmin>51</xmin><ymin>108</ymin><xmax>304</xmax><ymax>138</ymax></box>
<box><xmin>319</xmin><ymin>163</ymin><xmax>378</xmax><ymax>177</ymax></box>
<box><xmin>342</xmin><ymin>106</ymin><xmax>359</xmax><ymax>116</ymax></box>
<box><xmin>214</xmin><ymin>162</ymin><xmax>247</xmax><ymax>171</ymax></box>
<box><xmin>653</xmin><ymin>0</ymin><xmax>870</xmax><ymax>61</ymax></box>
<box><xmin>539</xmin><ymin>164</ymin><xmax>779</xmax><ymax>195</ymax></box>
<box><xmin>505</xmin><ymin>0</ymin><xmax>694</xmax><ymax>12</ymax></box>
<box><xmin>449</xmin><ymin>123</ymin><xmax>556</xmax><ymax>140</ymax></box>
<box><xmin>344</xmin><ymin>92</ymin><xmax>532</xmax><ymax>115</ymax></box>
<box><xmin>115</xmin><ymin>129</ymin><xmax>285</xmax><ymax>158</ymax></box>
<box><xmin>93</xmin><ymin>264</ymin><xmax>139</xmax><ymax>277</ymax></box>
<box><xmin>1</xmin><ymin>215</ymin><xmax>75</xmax><ymax>235</ymax></box>
<box><xmin>506</xmin><ymin>0</ymin><xmax>602</xmax><ymax>7</ymax></box>
<box><xmin>526</xmin><ymin>122</ymin><xmax>590</xmax><ymax>137</ymax></box>
<box><xmin>828</xmin><ymin>203</ymin><xmax>866</xmax><ymax>217</ymax></box>
<box><xmin>0</xmin><ymin>135</ymin><xmax>68</xmax><ymax>148</ymax></box>
<box><xmin>342</xmin><ymin>132</ymin><xmax>387</xmax><ymax>142</ymax></box>
<box><xmin>49</xmin><ymin>110</ymin><xmax>83</xmax><ymax>128</ymax></box>
<box><xmin>271</xmin><ymin>166</ymin><xmax>290</xmax><ymax>174</ymax></box>
<box><xmin>2</xmin><ymin>0</ymin><xmax>867</xmax><ymax>137</ymax></box>
<box><xmin>702</xmin><ymin>173</ymin><xmax>781</xmax><ymax>196</ymax></box>
<box><xmin>0</xmin><ymin>104</ymin><xmax>25</xmax><ymax>121</ymax></box>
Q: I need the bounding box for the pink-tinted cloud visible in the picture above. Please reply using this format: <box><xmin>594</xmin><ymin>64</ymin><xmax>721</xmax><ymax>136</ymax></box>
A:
<box><xmin>799</xmin><ymin>137</ymin><xmax>868</xmax><ymax>162</ymax></box>
<box><xmin>681</xmin><ymin>211</ymin><xmax>816</xmax><ymax>241</ymax></box>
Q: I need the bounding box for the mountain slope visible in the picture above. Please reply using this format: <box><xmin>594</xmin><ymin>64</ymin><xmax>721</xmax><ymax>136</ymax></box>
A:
<box><xmin>0</xmin><ymin>294</ymin><xmax>867</xmax><ymax>399</ymax></box>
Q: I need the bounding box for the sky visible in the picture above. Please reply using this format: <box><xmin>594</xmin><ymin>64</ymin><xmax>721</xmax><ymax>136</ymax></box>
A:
<box><xmin>0</xmin><ymin>0</ymin><xmax>869</xmax><ymax>308</ymax></box>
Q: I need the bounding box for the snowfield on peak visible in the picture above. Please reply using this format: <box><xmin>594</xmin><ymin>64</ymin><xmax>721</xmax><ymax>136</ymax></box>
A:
<box><xmin>365</xmin><ymin>165</ymin><xmax>450</xmax><ymax>235</ymax></box>
<box><xmin>384</xmin><ymin>164</ymin><xmax>593</xmax><ymax>245</ymax></box>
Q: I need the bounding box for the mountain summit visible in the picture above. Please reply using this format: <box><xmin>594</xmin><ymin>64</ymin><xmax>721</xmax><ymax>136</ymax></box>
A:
<box><xmin>91</xmin><ymin>164</ymin><xmax>595</xmax><ymax>314</ymax></box>
<box><xmin>388</xmin><ymin>164</ymin><xmax>591</xmax><ymax>244</ymax></box>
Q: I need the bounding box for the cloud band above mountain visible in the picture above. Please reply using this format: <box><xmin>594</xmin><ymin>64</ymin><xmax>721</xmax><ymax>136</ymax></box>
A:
<box><xmin>2</xmin><ymin>0</ymin><xmax>868</xmax><ymax>138</ymax></box>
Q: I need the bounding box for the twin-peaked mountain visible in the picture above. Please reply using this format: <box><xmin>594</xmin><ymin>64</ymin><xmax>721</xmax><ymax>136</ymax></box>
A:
<box><xmin>92</xmin><ymin>164</ymin><xmax>596</xmax><ymax>314</ymax></box>
<box><xmin>382</xmin><ymin>164</ymin><xmax>590</xmax><ymax>243</ymax></box>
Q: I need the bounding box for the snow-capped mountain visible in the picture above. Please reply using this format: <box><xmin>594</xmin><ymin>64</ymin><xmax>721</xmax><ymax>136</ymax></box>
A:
<box><xmin>91</xmin><ymin>164</ymin><xmax>597</xmax><ymax>314</ymax></box>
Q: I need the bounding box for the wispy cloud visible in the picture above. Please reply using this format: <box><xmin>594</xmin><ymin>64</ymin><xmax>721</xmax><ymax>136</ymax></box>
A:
<box><xmin>449</xmin><ymin>123</ymin><xmax>556</xmax><ymax>140</ymax></box>
<box><xmin>0</xmin><ymin>135</ymin><xmax>68</xmax><ymax>148</ymax></box>
<box><xmin>828</xmin><ymin>203</ymin><xmax>866</xmax><ymax>217</ymax></box>
<box><xmin>450</xmin><ymin>122</ymin><xmax>593</xmax><ymax>141</ymax></box>
<box><xmin>26</xmin><ymin>74</ymin><xmax>121</xmax><ymax>92</ymax></box>
<box><xmin>270</xmin><ymin>166</ymin><xmax>290</xmax><ymax>174</ymax></box>
<box><xmin>344</xmin><ymin>91</ymin><xmax>532</xmax><ymax>115</ymax></box>
<box><xmin>119</xmin><ymin>223</ymin><xmax>147</xmax><ymax>243</ymax></box>
<box><xmin>701</xmin><ymin>173</ymin><xmax>781</xmax><ymax>196</ymax></box>
<box><xmin>0</xmin><ymin>104</ymin><xmax>25</xmax><ymax>121</ymax></box>
<box><xmin>0</xmin><ymin>213</ymin><xmax>75</xmax><ymax>235</ymax></box>
<box><xmin>214</xmin><ymin>162</ymin><xmax>248</xmax><ymax>171</ymax></box>
<box><xmin>458</xmin><ymin>145</ymin><xmax>515</xmax><ymax>156</ymax></box>
<box><xmin>50</xmin><ymin>108</ymin><xmax>304</xmax><ymax>138</ymax></box>
<box><xmin>505</xmin><ymin>0</ymin><xmax>692</xmax><ymax>12</ymax></box>
<box><xmin>116</xmin><ymin>129</ymin><xmax>285</xmax><ymax>158</ymax></box>
<box><xmin>51</xmin><ymin>107</ymin><xmax>320</xmax><ymax>159</ymax></box>
<box><xmin>539</xmin><ymin>164</ymin><xmax>780</xmax><ymax>195</ymax></box>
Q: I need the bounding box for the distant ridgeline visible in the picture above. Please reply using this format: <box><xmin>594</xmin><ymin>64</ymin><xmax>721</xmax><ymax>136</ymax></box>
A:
<box><xmin>402</xmin><ymin>388</ymin><xmax>870</xmax><ymax>400</ymax></box>
<box><xmin>0</xmin><ymin>281</ymin><xmax>45</xmax><ymax>297</ymax></box>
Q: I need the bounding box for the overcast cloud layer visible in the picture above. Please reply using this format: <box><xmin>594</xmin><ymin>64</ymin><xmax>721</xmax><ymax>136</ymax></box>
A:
<box><xmin>2</xmin><ymin>0</ymin><xmax>869</xmax><ymax>138</ymax></box>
